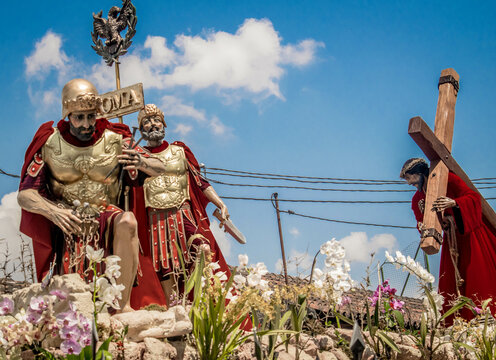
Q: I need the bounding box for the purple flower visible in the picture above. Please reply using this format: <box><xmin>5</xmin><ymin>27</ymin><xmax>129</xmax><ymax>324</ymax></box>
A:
<box><xmin>56</xmin><ymin>310</ymin><xmax>79</xmax><ymax>328</ymax></box>
<box><xmin>30</xmin><ymin>296</ymin><xmax>48</xmax><ymax>312</ymax></box>
<box><xmin>369</xmin><ymin>295</ymin><xmax>379</xmax><ymax>307</ymax></box>
<box><xmin>60</xmin><ymin>325</ymin><xmax>82</xmax><ymax>341</ymax></box>
<box><xmin>49</xmin><ymin>290</ymin><xmax>68</xmax><ymax>300</ymax></box>
<box><xmin>341</xmin><ymin>296</ymin><xmax>351</xmax><ymax>306</ymax></box>
<box><xmin>79</xmin><ymin>314</ymin><xmax>91</xmax><ymax>332</ymax></box>
<box><xmin>26</xmin><ymin>308</ymin><xmax>43</xmax><ymax>324</ymax></box>
<box><xmin>80</xmin><ymin>332</ymin><xmax>92</xmax><ymax>347</ymax></box>
<box><xmin>0</xmin><ymin>297</ymin><xmax>14</xmax><ymax>315</ymax></box>
<box><xmin>390</xmin><ymin>298</ymin><xmax>405</xmax><ymax>310</ymax></box>
<box><xmin>473</xmin><ymin>306</ymin><xmax>482</xmax><ymax>315</ymax></box>
<box><xmin>60</xmin><ymin>339</ymin><xmax>82</xmax><ymax>355</ymax></box>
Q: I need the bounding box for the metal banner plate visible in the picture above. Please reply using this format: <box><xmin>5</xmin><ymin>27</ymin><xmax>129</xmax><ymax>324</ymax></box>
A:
<box><xmin>100</xmin><ymin>83</ymin><xmax>145</xmax><ymax>119</ymax></box>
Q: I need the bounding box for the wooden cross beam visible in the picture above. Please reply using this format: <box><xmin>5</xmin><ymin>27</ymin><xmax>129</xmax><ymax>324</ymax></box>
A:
<box><xmin>408</xmin><ymin>68</ymin><xmax>496</xmax><ymax>254</ymax></box>
<box><xmin>409</xmin><ymin>116</ymin><xmax>496</xmax><ymax>234</ymax></box>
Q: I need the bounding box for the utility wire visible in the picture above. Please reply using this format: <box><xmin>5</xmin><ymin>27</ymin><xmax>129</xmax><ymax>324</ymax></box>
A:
<box><xmin>281</xmin><ymin>209</ymin><xmax>417</xmax><ymax>229</ymax></box>
<box><xmin>220</xmin><ymin>196</ymin><xmax>412</xmax><ymax>204</ymax></box>
<box><xmin>205</xmin><ymin>170</ymin><xmax>405</xmax><ymax>186</ymax></box>
<box><xmin>207</xmin><ymin>178</ymin><xmax>415</xmax><ymax>192</ymax></box>
<box><xmin>221</xmin><ymin>195</ymin><xmax>496</xmax><ymax>203</ymax></box>
<box><xmin>268</xmin><ymin>195</ymin><xmax>416</xmax><ymax>229</ymax></box>
<box><xmin>206</xmin><ymin>167</ymin><xmax>496</xmax><ymax>185</ymax></box>
<box><xmin>0</xmin><ymin>169</ymin><xmax>20</xmax><ymax>178</ymax></box>
<box><xmin>206</xmin><ymin>167</ymin><xmax>405</xmax><ymax>183</ymax></box>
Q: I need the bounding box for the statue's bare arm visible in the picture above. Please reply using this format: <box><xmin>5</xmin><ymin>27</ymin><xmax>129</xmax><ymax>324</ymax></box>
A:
<box><xmin>203</xmin><ymin>186</ymin><xmax>229</xmax><ymax>222</ymax></box>
<box><xmin>117</xmin><ymin>149</ymin><xmax>165</xmax><ymax>177</ymax></box>
<box><xmin>17</xmin><ymin>189</ymin><xmax>82</xmax><ymax>235</ymax></box>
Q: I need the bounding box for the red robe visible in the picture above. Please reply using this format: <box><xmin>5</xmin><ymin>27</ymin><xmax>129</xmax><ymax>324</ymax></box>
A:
<box><xmin>412</xmin><ymin>172</ymin><xmax>496</xmax><ymax>321</ymax></box>
<box><xmin>19</xmin><ymin>118</ymin><xmax>166</xmax><ymax>309</ymax></box>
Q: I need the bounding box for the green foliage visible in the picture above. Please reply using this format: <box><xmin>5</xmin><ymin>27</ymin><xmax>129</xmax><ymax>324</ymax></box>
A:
<box><xmin>453</xmin><ymin>299</ymin><xmax>496</xmax><ymax>360</ymax></box>
<box><xmin>362</xmin><ymin>291</ymin><xmax>402</xmax><ymax>358</ymax></box>
<box><xmin>252</xmin><ymin>308</ymin><xmax>294</xmax><ymax>360</ymax></box>
<box><xmin>411</xmin><ymin>287</ymin><xmax>472</xmax><ymax>360</ymax></box>
<box><xmin>188</xmin><ymin>253</ymin><xmax>251</xmax><ymax>360</ymax></box>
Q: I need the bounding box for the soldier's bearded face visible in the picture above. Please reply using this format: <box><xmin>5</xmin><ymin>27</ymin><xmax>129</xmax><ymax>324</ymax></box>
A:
<box><xmin>141</xmin><ymin>116</ymin><xmax>165</xmax><ymax>142</ymax></box>
<box><xmin>69</xmin><ymin>111</ymin><xmax>97</xmax><ymax>141</ymax></box>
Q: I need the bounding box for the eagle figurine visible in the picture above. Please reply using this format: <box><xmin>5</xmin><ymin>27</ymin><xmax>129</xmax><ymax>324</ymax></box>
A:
<box><xmin>92</xmin><ymin>0</ymin><xmax>134</xmax><ymax>57</ymax></box>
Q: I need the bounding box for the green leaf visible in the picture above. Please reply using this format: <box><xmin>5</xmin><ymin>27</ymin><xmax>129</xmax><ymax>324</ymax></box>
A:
<box><xmin>373</xmin><ymin>299</ymin><xmax>380</xmax><ymax>327</ymax></box>
<box><xmin>392</xmin><ymin>310</ymin><xmax>405</xmax><ymax>329</ymax></box>
<box><xmin>97</xmin><ymin>336</ymin><xmax>113</xmax><ymax>352</ymax></box>
<box><xmin>454</xmin><ymin>342</ymin><xmax>476</xmax><ymax>353</ymax></box>
<box><xmin>440</xmin><ymin>297</ymin><xmax>471</xmax><ymax>321</ymax></box>
<box><xmin>376</xmin><ymin>331</ymin><xmax>400</xmax><ymax>353</ymax></box>
<box><xmin>420</xmin><ymin>314</ymin><xmax>427</xmax><ymax>344</ymax></box>
<box><xmin>334</xmin><ymin>312</ymin><xmax>354</xmax><ymax>326</ymax></box>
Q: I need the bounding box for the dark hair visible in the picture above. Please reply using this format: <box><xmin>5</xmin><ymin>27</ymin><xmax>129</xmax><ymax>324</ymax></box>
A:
<box><xmin>400</xmin><ymin>158</ymin><xmax>429</xmax><ymax>178</ymax></box>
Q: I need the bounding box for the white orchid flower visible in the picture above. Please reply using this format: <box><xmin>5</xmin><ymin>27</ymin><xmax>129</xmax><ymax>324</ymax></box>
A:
<box><xmin>238</xmin><ymin>254</ymin><xmax>249</xmax><ymax>267</ymax></box>
<box><xmin>85</xmin><ymin>245</ymin><xmax>104</xmax><ymax>263</ymax></box>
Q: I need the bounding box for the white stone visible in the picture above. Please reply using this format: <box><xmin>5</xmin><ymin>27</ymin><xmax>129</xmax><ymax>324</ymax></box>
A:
<box><xmin>143</xmin><ymin>337</ymin><xmax>177</xmax><ymax>360</ymax></box>
<box><xmin>112</xmin><ymin>306</ymin><xmax>192</xmax><ymax>342</ymax></box>
<box><xmin>317</xmin><ymin>352</ymin><xmax>339</xmax><ymax>360</ymax></box>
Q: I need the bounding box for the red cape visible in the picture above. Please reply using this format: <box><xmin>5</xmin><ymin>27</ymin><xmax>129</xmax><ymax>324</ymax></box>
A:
<box><xmin>19</xmin><ymin>119</ymin><xmax>166</xmax><ymax>309</ymax></box>
<box><xmin>412</xmin><ymin>172</ymin><xmax>496</xmax><ymax>321</ymax></box>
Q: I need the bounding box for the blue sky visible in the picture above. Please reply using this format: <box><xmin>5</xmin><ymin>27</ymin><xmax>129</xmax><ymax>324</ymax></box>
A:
<box><xmin>0</xmin><ymin>1</ymin><xmax>495</xmax><ymax>294</ymax></box>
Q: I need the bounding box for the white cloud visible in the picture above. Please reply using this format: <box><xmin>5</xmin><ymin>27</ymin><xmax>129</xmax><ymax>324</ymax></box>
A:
<box><xmin>42</xmin><ymin>90</ymin><xmax>58</xmax><ymax>106</ymax></box>
<box><xmin>172</xmin><ymin>123</ymin><xmax>193</xmax><ymax>137</ymax></box>
<box><xmin>281</xmin><ymin>39</ymin><xmax>324</xmax><ymax>67</ymax></box>
<box><xmin>160</xmin><ymin>95</ymin><xmax>206</xmax><ymax>122</ymax></box>
<box><xmin>275</xmin><ymin>249</ymin><xmax>313</xmax><ymax>277</ymax></box>
<box><xmin>165</xmin><ymin>18</ymin><xmax>322</xmax><ymax>98</ymax></box>
<box><xmin>210</xmin><ymin>219</ymin><xmax>231</xmax><ymax>260</ymax></box>
<box><xmin>289</xmin><ymin>227</ymin><xmax>300</xmax><ymax>237</ymax></box>
<box><xmin>338</xmin><ymin>232</ymin><xmax>397</xmax><ymax>263</ymax></box>
<box><xmin>0</xmin><ymin>192</ymin><xmax>34</xmax><ymax>281</ymax></box>
<box><xmin>90</xmin><ymin>18</ymin><xmax>322</xmax><ymax>99</ymax></box>
<box><xmin>209</xmin><ymin>116</ymin><xmax>231</xmax><ymax>136</ymax></box>
<box><xmin>24</xmin><ymin>31</ymin><xmax>70</xmax><ymax>79</ymax></box>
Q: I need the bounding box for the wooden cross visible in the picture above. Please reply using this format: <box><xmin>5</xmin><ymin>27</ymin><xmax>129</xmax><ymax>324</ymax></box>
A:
<box><xmin>408</xmin><ymin>68</ymin><xmax>496</xmax><ymax>254</ymax></box>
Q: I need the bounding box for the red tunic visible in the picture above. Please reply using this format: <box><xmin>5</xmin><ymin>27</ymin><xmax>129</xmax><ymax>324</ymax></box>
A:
<box><xmin>412</xmin><ymin>172</ymin><xmax>496</xmax><ymax>321</ymax></box>
<box><xmin>19</xmin><ymin>119</ymin><xmax>167</xmax><ymax>309</ymax></box>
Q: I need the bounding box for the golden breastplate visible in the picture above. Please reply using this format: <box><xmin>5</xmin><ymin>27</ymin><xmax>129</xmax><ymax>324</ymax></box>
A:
<box><xmin>42</xmin><ymin>128</ymin><xmax>122</xmax><ymax>210</ymax></box>
<box><xmin>144</xmin><ymin>144</ymin><xmax>190</xmax><ymax>209</ymax></box>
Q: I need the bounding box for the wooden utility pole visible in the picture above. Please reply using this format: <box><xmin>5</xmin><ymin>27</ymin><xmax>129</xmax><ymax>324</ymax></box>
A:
<box><xmin>408</xmin><ymin>68</ymin><xmax>496</xmax><ymax>254</ymax></box>
<box><xmin>273</xmin><ymin>193</ymin><xmax>289</xmax><ymax>285</ymax></box>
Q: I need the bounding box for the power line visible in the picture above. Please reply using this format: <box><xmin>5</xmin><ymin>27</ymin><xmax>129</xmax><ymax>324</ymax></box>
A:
<box><xmin>222</xmin><ymin>196</ymin><xmax>496</xmax><ymax>202</ymax></box>
<box><xmin>206</xmin><ymin>167</ymin><xmax>405</xmax><ymax>183</ymax></box>
<box><xmin>278</xmin><ymin>208</ymin><xmax>417</xmax><ymax>229</ymax></box>
<box><xmin>220</xmin><ymin>196</ymin><xmax>412</xmax><ymax>204</ymax></box>
<box><xmin>0</xmin><ymin>169</ymin><xmax>20</xmax><ymax>178</ymax></box>
<box><xmin>206</xmin><ymin>170</ymin><xmax>405</xmax><ymax>186</ymax></box>
<box><xmin>206</xmin><ymin>167</ymin><xmax>496</xmax><ymax>185</ymax></box>
<box><xmin>207</xmin><ymin>178</ymin><xmax>416</xmax><ymax>192</ymax></box>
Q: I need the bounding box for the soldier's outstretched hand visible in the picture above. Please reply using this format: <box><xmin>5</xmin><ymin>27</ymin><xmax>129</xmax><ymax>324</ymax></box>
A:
<box><xmin>118</xmin><ymin>149</ymin><xmax>143</xmax><ymax>170</ymax></box>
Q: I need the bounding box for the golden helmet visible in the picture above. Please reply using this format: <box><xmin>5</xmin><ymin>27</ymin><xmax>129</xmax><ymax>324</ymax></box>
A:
<box><xmin>61</xmin><ymin>79</ymin><xmax>103</xmax><ymax>119</ymax></box>
<box><xmin>138</xmin><ymin>104</ymin><xmax>166</xmax><ymax>129</ymax></box>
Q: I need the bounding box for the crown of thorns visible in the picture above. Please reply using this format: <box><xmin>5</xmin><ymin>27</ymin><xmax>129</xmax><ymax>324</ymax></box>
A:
<box><xmin>399</xmin><ymin>158</ymin><xmax>428</xmax><ymax>178</ymax></box>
